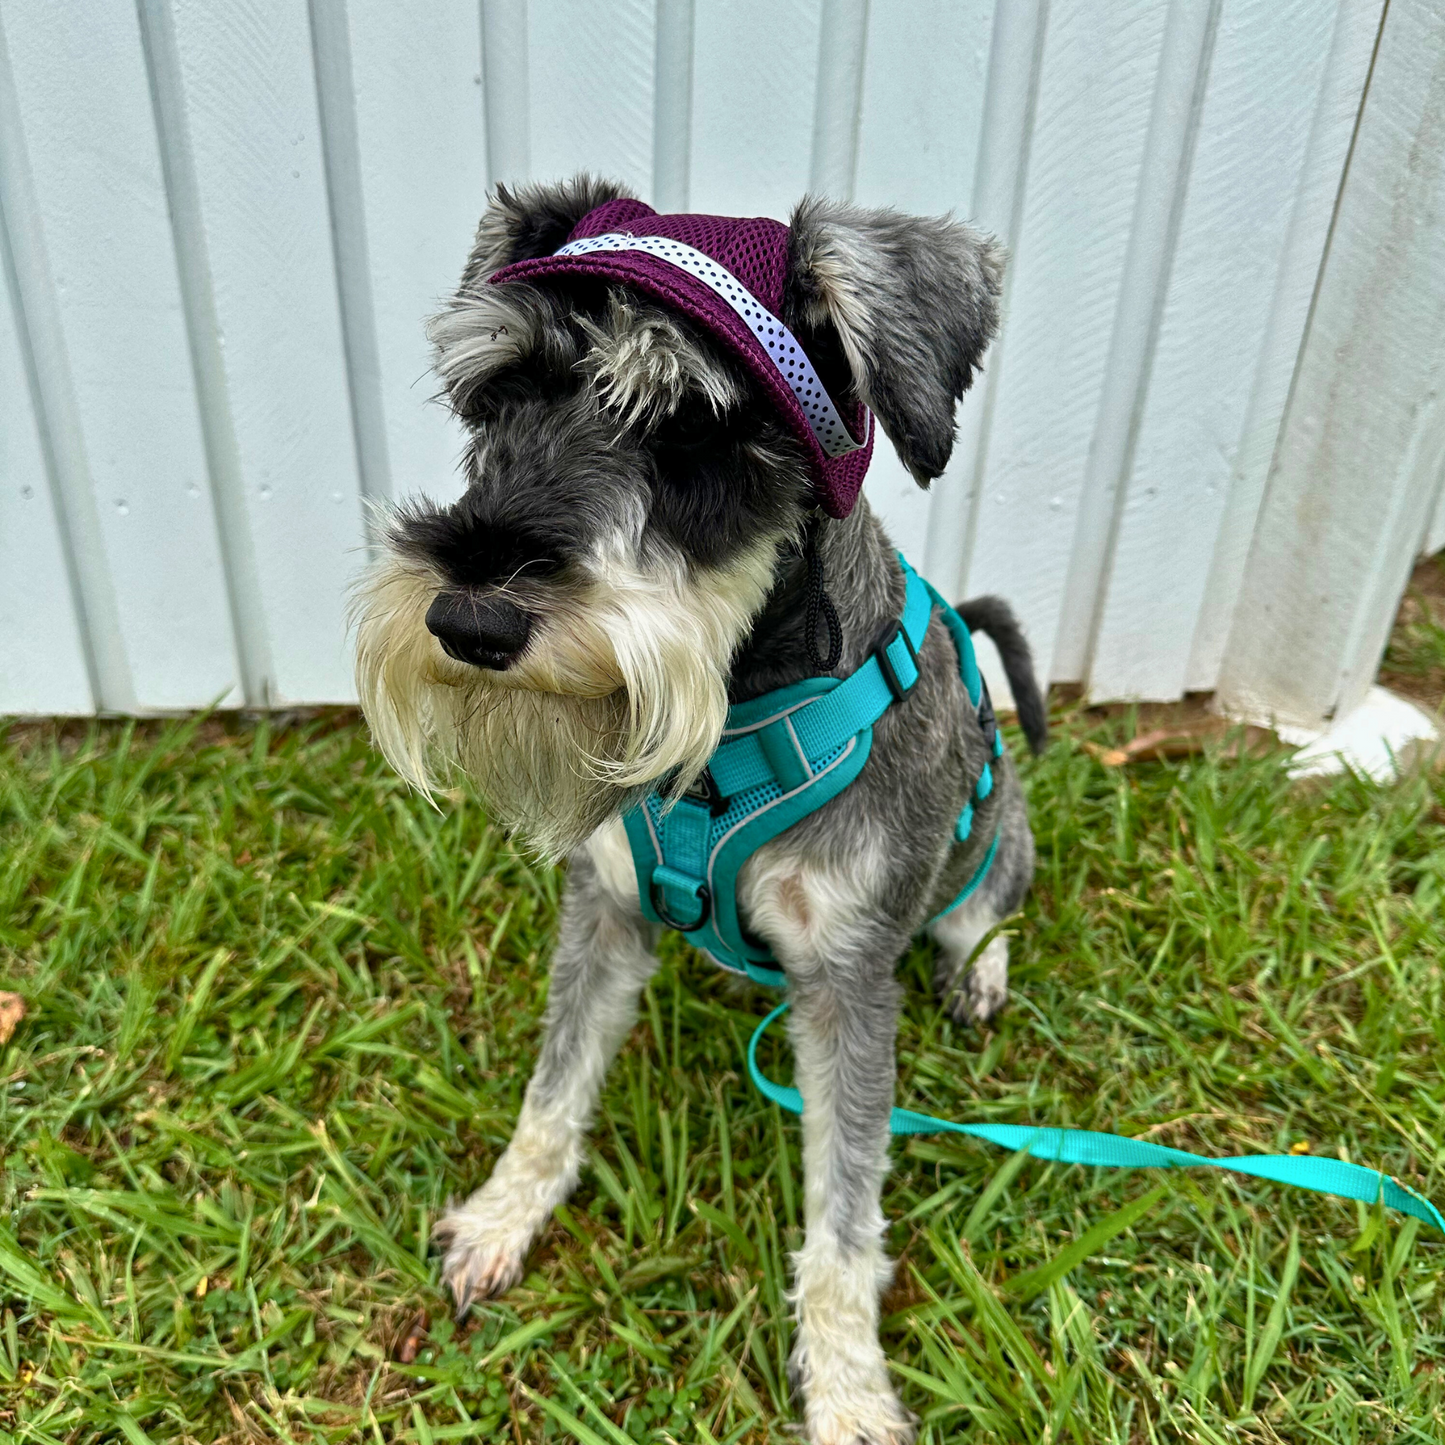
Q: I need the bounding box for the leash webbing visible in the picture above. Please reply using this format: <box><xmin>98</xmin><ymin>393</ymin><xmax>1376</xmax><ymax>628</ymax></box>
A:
<box><xmin>744</xmin><ymin>1000</ymin><xmax>1445</xmax><ymax>1234</ymax></box>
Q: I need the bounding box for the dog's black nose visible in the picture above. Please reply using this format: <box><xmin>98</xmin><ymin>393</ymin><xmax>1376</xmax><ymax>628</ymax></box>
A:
<box><xmin>425</xmin><ymin>592</ymin><xmax>532</xmax><ymax>669</ymax></box>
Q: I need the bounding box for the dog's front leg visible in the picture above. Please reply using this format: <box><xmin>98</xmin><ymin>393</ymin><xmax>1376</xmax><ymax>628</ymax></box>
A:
<box><xmin>435</xmin><ymin>849</ymin><xmax>657</xmax><ymax>1313</ymax></box>
<box><xmin>784</xmin><ymin>936</ymin><xmax>915</xmax><ymax>1445</ymax></box>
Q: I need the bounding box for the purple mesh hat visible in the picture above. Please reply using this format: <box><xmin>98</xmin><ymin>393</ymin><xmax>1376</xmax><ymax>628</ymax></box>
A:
<box><xmin>487</xmin><ymin>198</ymin><xmax>875</xmax><ymax>519</ymax></box>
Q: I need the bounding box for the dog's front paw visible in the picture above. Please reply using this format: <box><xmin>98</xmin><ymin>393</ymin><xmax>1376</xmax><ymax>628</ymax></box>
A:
<box><xmin>802</xmin><ymin>1379</ymin><xmax>916</xmax><ymax>1445</ymax></box>
<box><xmin>791</xmin><ymin>1344</ymin><xmax>916</xmax><ymax>1445</ymax></box>
<box><xmin>432</xmin><ymin>1115</ymin><xmax>584</xmax><ymax>1316</ymax></box>
<box><xmin>952</xmin><ymin>934</ymin><xmax>1009</xmax><ymax>1026</ymax></box>
<box><xmin>431</xmin><ymin>1193</ymin><xmax>539</xmax><ymax>1317</ymax></box>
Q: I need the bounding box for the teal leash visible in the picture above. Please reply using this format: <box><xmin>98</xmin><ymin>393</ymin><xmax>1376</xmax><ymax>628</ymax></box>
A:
<box><xmin>629</xmin><ymin>539</ymin><xmax>1444</xmax><ymax>1236</ymax></box>
<box><xmin>745</xmin><ymin>998</ymin><xmax>1445</xmax><ymax>1235</ymax></box>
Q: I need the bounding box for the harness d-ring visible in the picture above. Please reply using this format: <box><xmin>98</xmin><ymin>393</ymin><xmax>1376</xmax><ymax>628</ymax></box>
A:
<box><xmin>649</xmin><ymin>877</ymin><xmax>712</xmax><ymax>932</ymax></box>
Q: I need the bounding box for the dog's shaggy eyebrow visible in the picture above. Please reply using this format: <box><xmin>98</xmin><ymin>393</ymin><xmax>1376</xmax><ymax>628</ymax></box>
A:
<box><xmin>579</xmin><ymin>291</ymin><xmax>741</xmax><ymax>425</ymax></box>
<box><xmin>427</xmin><ymin>284</ymin><xmax>578</xmax><ymax>410</ymax></box>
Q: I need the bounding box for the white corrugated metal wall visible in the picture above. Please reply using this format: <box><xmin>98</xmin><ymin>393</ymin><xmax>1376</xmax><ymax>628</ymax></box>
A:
<box><xmin>1</xmin><ymin>0</ymin><xmax>1437</xmax><ymax>721</ymax></box>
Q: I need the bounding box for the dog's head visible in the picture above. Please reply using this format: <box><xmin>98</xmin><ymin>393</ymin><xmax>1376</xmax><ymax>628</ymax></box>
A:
<box><xmin>353</xmin><ymin>175</ymin><xmax>1003</xmax><ymax>858</ymax></box>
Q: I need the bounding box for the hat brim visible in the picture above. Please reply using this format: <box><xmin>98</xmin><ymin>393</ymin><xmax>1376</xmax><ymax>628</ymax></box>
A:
<box><xmin>490</xmin><ymin>250</ymin><xmax>872</xmax><ymax>520</ymax></box>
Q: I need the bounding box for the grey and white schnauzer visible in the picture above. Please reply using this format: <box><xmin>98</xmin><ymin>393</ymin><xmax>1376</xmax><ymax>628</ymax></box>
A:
<box><xmin>353</xmin><ymin>175</ymin><xmax>1046</xmax><ymax>1445</ymax></box>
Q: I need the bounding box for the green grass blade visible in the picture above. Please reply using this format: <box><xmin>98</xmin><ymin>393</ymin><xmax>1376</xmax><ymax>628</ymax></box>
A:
<box><xmin>1241</xmin><ymin>1225</ymin><xmax>1300</xmax><ymax>1412</ymax></box>
<box><xmin>1005</xmin><ymin>1184</ymin><xmax>1167</xmax><ymax>1302</ymax></box>
<box><xmin>961</xmin><ymin>1145</ymin><xmax>1035</xmax><ymax>1244</ymax></box>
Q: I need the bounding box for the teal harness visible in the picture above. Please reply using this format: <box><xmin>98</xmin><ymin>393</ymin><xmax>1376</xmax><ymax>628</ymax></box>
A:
<box><xmin>623</xmin><ymin>555</ymin><xmax>1004</xmax><ymax>987</ymax></box>
<box><xmin>620</xmin><ymin>554</ymin><xmax>1445</xmax><ymax>1236</ymax></box>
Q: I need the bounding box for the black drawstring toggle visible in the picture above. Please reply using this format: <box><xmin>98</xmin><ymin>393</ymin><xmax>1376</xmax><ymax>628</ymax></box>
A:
<box><xmin>802</xmin><ymin>521</ymin><xmax>842</xmax><ymax>672</ymax></box>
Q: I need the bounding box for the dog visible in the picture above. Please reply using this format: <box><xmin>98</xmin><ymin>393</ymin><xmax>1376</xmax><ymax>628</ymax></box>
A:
<box><xmin>352</xmin><ymin>174</ymin><xmax>1047</xmax><ymax>1445</ymax></box>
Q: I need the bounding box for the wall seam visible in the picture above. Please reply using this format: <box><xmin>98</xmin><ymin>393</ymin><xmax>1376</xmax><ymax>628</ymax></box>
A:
<box><xmin>135</xmin><ymin>0</ymin><xmax>273</xmax><ymax>706</ymax></box>
<box><xmin>481</xmin><ymin>0</ymin><xmax>530</xmax><ymax>187</ymax></box>
<box><xmin>652</xmin><ymin>0</ymin><xmax>694</xmax><ymax>211</ymax></box>
<box><xmin>0</xmin><ymin>11</ymin><xmax>130</xmax><ymax>711</ymax></box>
<box><xmin>0</xmin><ymin>171</ymin><xmax>97</xmax><ymax>713</ymax></box>
<box><xmin>1069</xmin><ymin>0</ymin><xmax>1223</xmax><ymax>696</ymax></box>
<box><xmin>932</xmin><ymin>0</ymin><xmax>1050</xmax><ymax>604</ymax></box>
<box><xmin>809</xmin><ymin>0</ymin><xmax>870</xmax><ymax>201</ymax></box>
<box><xmin>309</xmin><ymin>0</ymin><xmax>392</xmax><ymax>525</ymax></box>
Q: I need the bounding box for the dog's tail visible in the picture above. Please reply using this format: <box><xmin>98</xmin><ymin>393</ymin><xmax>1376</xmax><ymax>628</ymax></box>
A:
<box><xmin>955</xmin><ymin>596</ymin><xmax>1049</xmax><ymax>755</ymax></box>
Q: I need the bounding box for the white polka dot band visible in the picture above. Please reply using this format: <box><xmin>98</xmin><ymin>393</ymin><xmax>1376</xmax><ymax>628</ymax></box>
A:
<box><xmin>554</xmin><ymin>231</ymin><xmax>869</xmax><ymax>459</ymax></box>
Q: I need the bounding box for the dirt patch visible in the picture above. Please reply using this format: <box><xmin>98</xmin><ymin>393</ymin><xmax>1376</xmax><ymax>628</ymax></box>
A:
<box><xmin>1031</xmin><ymin>685</ymin><xmax>1274</xmax><ymax>763</ymax></box>
<box><xmin>1</xmin><ymin>706</ymin><xmax>361</xmax><ymax>759</ymax></box>
<box><xmin>1378</xmin><ymin>553</ymin><xmax>1445</xmax><ymax>717</ymax></box>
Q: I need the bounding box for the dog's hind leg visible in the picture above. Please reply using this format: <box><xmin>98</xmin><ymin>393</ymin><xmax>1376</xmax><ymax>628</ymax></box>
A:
<box><xmin>929</xmin><ymin>785</ymin><xmax>1035</xmax><ymax>1026</ymax></box>
<box><xmin>434</xmin><ymin>833</ymin><xmax>657</xmax><ymax>1315</ymax></box>
<box><xmin>928</xmin><ymin>890</ymin><xmax>1009</xmax><ymax>1026</ymax></box>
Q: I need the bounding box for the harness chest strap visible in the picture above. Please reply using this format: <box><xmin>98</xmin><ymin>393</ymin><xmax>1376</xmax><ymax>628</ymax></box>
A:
<box><xmin>623</xmin><ymin>555</ymin><xmax>1004</xmax><ymax>979</ymax></box>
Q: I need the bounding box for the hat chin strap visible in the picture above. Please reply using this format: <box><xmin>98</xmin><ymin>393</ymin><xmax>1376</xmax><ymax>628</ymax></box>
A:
<box><xmin>554</xmin><ymin>231</ymin><xmax>869</xmax><ymax>460</ymax></box>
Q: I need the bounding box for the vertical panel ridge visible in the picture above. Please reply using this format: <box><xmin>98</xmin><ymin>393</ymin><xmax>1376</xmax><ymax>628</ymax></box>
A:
<box><xmin>1063</xmin><ymin>0</ymin><xmax>1222</xmax><ymax>696</ymax></box>
<box><xmin>309</xmin><ymin>0</ymin><xmax>393</xmax><ymax>510</ymax></box>
<box><xmin>0</xmin><ymin>12</ymin><xmax>128</xmax><ymax>710</ymax></box>
<box><xmin>0</xmin><ymin>158</ymin><xmax>95</xmax><ymax>712</ymax></box>
<box><xmin>652</xmin><ymin>0</ymin><xmax>693</xmax><ymax>210</ymax></box>
<box><xmin>1088</xmin><ymin>1</ymin><xmax>1357</xmax><ymax>702</ymax></box>
<box><xmin>851</xmin><ymin>0</ymin><xmax>996</xmax><ymax>571</ymax></box>
<box><xmin>343</xmin><ymin>5</ymin><xmax>483</xmax><ymax>514</ymax></box>
<box><xmin>1186</xmin><ymin>0</ymin><xmax>1386</xmax><ymax>691</ymax></box>
<box><xmin>482</xmin><ymin>0</ymin><xmax>530</xmax><ymax>185</ymax></box>
<box><xmin>137</xmin><ymin>0</ymin><xmax>273</xmax><ymax>705</ymax></box>
<box><xmin>809</xmin><ymin>0</ymin><xmax>869</xmax><ymax>199</ymax></box>
<box><xmin>528</xmin><ymin>1</ymin><xmax>654</xmax><ymax>197</ymax></box>
<box><xmin>688</xmin><ymin>0</ymin><xmax>826</xmax><ymax>217</ymax></box>
<box><xmin>924</xmin><ymin>0</ymin><xmax>1048</xmax><ymax>602</ymax></box>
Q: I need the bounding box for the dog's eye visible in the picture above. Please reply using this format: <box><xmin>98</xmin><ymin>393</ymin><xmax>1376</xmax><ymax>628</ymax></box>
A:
<box><xmin>650</xmin><ymin>406</ymin><xmax>734</xmax><ymax>458</ymax></box>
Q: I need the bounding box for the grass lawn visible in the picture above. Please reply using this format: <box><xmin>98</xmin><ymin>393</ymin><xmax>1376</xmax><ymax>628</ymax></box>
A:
<box><xmin>2</xmin><ymin>688</ymin><xmax>1444</xmax><ymax>1443</ymax></box>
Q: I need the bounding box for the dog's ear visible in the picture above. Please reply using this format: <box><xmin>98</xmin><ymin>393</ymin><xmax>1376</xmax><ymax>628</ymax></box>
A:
<box><xmin>785</xmin><ymin>198</ymin><xmax>1005</xmax><ymax>485</ymax></box>
<box><xmin>459</xmin><ymin>174</ymin><xmax>638</xmax><ymax>290</ymax></box>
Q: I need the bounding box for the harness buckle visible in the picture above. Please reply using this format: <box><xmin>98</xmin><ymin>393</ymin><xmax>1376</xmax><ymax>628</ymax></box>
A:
<box><xmin>874</xmin><ymin>626</ymin><xmax>920</xmax><ymax>705</ymax></box>
<box><xmin>682</xmin><ymin>766</ymin><xmax>730</xmax><ymax>816</ymax></box>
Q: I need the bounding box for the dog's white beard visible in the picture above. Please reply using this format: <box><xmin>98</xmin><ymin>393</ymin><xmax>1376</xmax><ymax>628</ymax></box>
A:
<box><xmin>352</xmin><ymin>538</ymin><xmax>776</xmax><ymax>861</ymax></box>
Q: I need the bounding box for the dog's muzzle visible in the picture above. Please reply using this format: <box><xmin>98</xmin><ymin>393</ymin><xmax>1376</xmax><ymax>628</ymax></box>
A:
<box><xmin>425</xmin><ymin>591</ymin><xmax>531</xmax><ymax>670</ymax></box>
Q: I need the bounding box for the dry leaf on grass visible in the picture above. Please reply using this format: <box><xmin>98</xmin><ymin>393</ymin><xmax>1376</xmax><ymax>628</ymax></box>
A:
<box><xmin>0</xmin><ymin>993</ymin><xmax>26</xmax><ymax>1046</ymax></box>
<box><xmin>395</xmin><ymin>1310</ymin><xmax>430</xmax><ymax>1364</ymax></box>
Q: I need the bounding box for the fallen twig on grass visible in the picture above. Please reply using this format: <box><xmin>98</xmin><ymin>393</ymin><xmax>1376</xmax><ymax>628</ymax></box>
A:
<box><xmin>1082</xmin><ymin>718</ymin><xmax>1273</xmax><ymax>766</ymax></box>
